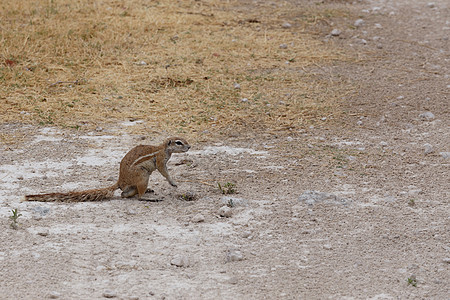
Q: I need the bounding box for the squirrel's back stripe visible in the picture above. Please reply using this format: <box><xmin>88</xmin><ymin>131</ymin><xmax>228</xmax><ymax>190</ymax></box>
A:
<box><xmin>130</xmin><ymin>150</ymin><xmax>161</xmax><ymax>167</ymax></box>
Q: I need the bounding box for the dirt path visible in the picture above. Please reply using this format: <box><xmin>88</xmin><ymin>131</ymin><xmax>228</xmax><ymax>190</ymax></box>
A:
<box><xmin>1</xmin><ymin>0</ymin><xmax>448</xmax><ymax>299</ymax></box>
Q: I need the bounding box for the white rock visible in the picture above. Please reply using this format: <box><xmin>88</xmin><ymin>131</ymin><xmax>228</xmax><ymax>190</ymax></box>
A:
<box><xmin>171</xmin><ymin>255</ymin><xmax>192</xmax><ymax>267</ymax></box>
<box><xmin>227</xmin><ymin>249</ymin><xmax>243</xmax><ymax>262</ymax></box>
<box><xmin>354</xmin><ymin>19</ymin><xmax>365</xmax><ymax>27</ymax></box>
<box><xmin>282</xmin><ymin>22</ymin><xmax>292</xmax><ymax>28</ymax></box>
<box><xmin>102</xmin><ymin>290</ymin><xmax>117</xmax><ymax>298</ymax></box>
<box><xmin>439</xmin><ymin>152</ymin><xmax>450</xmax><ymax>159</ymax></box>
<box><xmin>241</xmin><ymin>98</ymin><xmax>248</xmax><ymax>103</ymax></box>
<box><xmin>331</xmin><ymin>29</ymin><xmax>341</xmax><ymax>36</ymax></box>
<box><xmin>279</xmin><ymin>43</ymin><xmax>288</xmax><ymax>49</ymax></box>
<box><xmin>218</xmin><ymin>206</ymin><xmax>232</xmax><ymax>218</ymax></box>
<box><xmin>48</xmin><ymin>291</ymin><xmax>61</xmax><ymax>299</ymax></box>
<box><xmin>233</xmin><ymin>83</ymin><xmax>241</xmax><ymax>89</ymax></box>
<box><xmin>242</xmin><ymin>231</ymin><xmax>252</xmax><ymax>238</ymax></box>
<box><xmin>191</xmin><ymin>213</ymin><xmax>205</xmax><ymax>223</ymax></box>
<box><xmin>427</xmin><ymin>2</ymin><xmax>435</xmax><ymax>8</ymax></box>
<box><xmin>424</xmin><ymin>143</ymin><xmax>434</xmax><ymax>154</ymax></box>
<box><xmin>323</xmin><ymin>244</ymin><xmax>333</xmax><ymax>250</ymax></box>
<box><xmin>419</xmin><ymin>111</ymin><xmax>435</xmax><ymax>120</ymax></box>
<box><xmin>374</xmin><ymin>23</ymin><xmax>383</xmax><ymax>29</ymax></box>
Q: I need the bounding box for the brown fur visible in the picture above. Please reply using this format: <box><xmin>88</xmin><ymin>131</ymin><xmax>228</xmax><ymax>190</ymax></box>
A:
<box><xmin>23</xmin><ymin>137</ymin><xmax>190</xmax><ymax>202</ymax></box>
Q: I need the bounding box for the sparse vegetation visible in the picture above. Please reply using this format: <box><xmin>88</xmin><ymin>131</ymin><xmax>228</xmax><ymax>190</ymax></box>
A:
<box><xmin>407</xmin><ymin>276</ymin><xmax>417</xmax><ymax>287</ymax></box>
<box><xmin>227</xmin><ymin>198</ymin><xmax>235</xmax><ymax>207</ymax></box>
<box><xmin>0</xmin><ymin>0</ymin><xmax>352</xmax><ymax>137</ymax></box>
<box><xmin>9</xmin><ymin>208</ymin><xmax>22</xmax><ymax>230</ymax></box>
<box><xmin>178</xmin><ymin>191</ymin><xmax>197</xmax><ymax>201</ymax></box>
<box><xmin>218</xmin><ymin>182</ymin><xmax>236</xmax><ymax>195</ymax></box>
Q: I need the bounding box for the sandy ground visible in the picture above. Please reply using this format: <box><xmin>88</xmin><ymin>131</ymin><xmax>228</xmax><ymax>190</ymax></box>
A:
<box><xmin>0</xmin><ymin>0</ymin><xmax>449</xmax><ymax>299</ymax></box>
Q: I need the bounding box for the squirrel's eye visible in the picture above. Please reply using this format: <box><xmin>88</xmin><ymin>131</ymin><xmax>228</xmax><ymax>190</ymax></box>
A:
<box><xmin>175</xmin><ymin>141</ymin><xmax>183</xmax><ymax>145</ymax></box>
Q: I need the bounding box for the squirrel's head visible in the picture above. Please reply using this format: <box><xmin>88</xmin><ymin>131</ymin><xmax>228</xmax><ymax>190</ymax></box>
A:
<box><xmin>166</xmin><ymin>137</ymin><xmax>191</xmax><ymax>153</ymax></box>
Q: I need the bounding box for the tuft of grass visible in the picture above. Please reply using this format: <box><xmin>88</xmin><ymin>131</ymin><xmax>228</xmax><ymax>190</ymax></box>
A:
<box><xmin>178</xmin><ymin>191</ymin><xmax>197</xmax><ymax>201</ymax></box>
<box><xmin>218</xmin><ymin>182</ymin><xmax>236</xmax><ymax>195</ymax></box>
<box><xmin>0</xmin><ymin>0</ymin><xmax>354</xmax><ymax>138</ymax></box>
<box><xmin>9</xmin><ymin>208</ymin><xmax>22</xmax><ymax>230</ymax></box>
<box><xmin>407</xmin><ymin>276</ymin><xmax>417</xmax><ymax>287</ymax></box>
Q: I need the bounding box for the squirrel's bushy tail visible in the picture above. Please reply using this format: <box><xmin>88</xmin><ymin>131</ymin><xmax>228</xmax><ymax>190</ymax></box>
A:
<box><xmin>23</xmin><ymin>183</ymin><xmax>119</xmax><ymax>202</ymax></box>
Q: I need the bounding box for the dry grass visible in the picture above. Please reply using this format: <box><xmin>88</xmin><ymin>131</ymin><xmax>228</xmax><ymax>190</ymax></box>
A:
<box><xmin>0</xmin><ymin>0</ymin><xmax>353</xmax><ymax>138</ymax></box>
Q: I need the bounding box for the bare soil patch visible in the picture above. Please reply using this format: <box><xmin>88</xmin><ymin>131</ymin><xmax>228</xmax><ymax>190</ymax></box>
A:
<box><xmin>1</xmin><ymin>0</ymin><xmax>449</xmax><ymax>299</ymax></box>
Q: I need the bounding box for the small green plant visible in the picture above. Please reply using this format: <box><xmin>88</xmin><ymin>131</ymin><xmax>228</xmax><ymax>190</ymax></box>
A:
<box><xmin>9</xmin><ymin>208</ymin><xmax>22</xmax><ymax>230</ymax></box>
<box><xmin>218</xmin><ymin>182</ymin><xmax>236</xmax><ymax>195</ymax></box>
<box><xmin>407</xmin><ymin>276</ymin><xmax>417</xmax><ymax>287</ymax></box>
<box><xmin>409</xmin><ymin>199</ymin><xmax>416</xmax><ymax>207</ymax></box>
<box><xmin>227</xmin><ymin>198</ymin><xmax>235</xmax><ymax>207</ymax></box>
<box><xmin>178</xmin><ymin>191</ymin><xmax>196</xmax><ymax>201</ymax></box>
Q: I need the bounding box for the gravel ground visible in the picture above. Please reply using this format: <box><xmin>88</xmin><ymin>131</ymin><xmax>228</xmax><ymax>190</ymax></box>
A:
<box><xmin>0</xmin><ymin>0</ymin><xmax>449</xmax><ymax>299</ymax></box>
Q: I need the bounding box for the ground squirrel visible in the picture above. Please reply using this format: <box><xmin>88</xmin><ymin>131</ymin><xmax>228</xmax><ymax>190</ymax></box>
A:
<box><xmin>23</xmin><ymin>137</ymin><xmax>190</xmax><ymax>202</ymax></box>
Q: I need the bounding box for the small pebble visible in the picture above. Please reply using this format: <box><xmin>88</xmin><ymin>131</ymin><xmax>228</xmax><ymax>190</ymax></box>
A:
<box><xmin>424</xmin><ymin>143</ymin><xmax>434</xmax><ymax>155</ymax></box>
<box><xmin>37</xmin><ymin>228</ymin><xmax>49</xmax><ymax>237</ymax></box>
<box><xmin>282</xmin><ymin>22</ymin><xmax>292</xmax><ymax>28</ymax></box>
<box><xmin>419</xmin><ymin>111</ymin><xmax>435</xmax><ymax>120</ymax></box>
<box><xmin>241</xmin><ymin>98</ymin><xmax>248</xmax><ymax>103</ymax></box>
<box><xmin>126</xmin><ymin>209</ymin><xmax>137</xmax><ymax>215</ymax></box>
<box><xmin>218</xmin><ymin>206</ymin><xmax>232</xmax><ymax>218</ymax></box>
<box><xmin>227</xmin><ymin>249</ymin><xmax>243</xmax><ymax>262</ymax></box>
<box><xmin>439</xmin><ymin>152</ymin><xmax>450</xmax><ymax>159</ymax></box>
<box><xmin>102</xmin><ymin>290</ymin><xmax>117</xmax><ymax>298</ymax></box>
<box><xmin>279</xmin><ymin>43</ymin><xmax>288</xmax><ymax>49</ymax></box>
<box><xmin>17</xmin><ymin>176</ymin><xmax>24</xmax><ymax>180</ymax></box>
<box><xmin>191</xmin><ymin>213</ymin><xmax>205</xmax><ymax>223</ymax></box>
<box><xmin>48</xmin><ymin>291</ymin><xmax>60</xmax><ymax>299</ymax></box>
<box><xmin>374</xmin><ymin>23</ymin><xmax>383</xmax><ymax>29</ymax></box>
<box><xmin>233</xmin><ymin>83</ymin><xmax>241</xmax><ymax>89</ymax></box>
<box><xmin>227</xmin><ymin>277</ymin><xmax>239</xmax><ymax>285</ymax></box>
<box><xmin>354</xmin><ymin>19</ymin><xmax>365</xmax><ymax>27</ymax></box>
<box><xmin>331</xmin><ymin>29</ymin><xmax>341</xmax><ymax>36</ymax></box>
<box><xmin>443</xmin><ymin>258</ymin><xmax>450</xmax><ymax>264</ymax></box>
<box><xmin>287</xmin><ymin>136</ymin><xmax>293</xmax><ymax>142</ymax></box>
<box><xmin>170</xmin><ymin>255</ymin><xmax>191</xmax><ymax>267</ymax></box>
<box><xmin>242</xmin><ymin>231</ymin><xmax>252</xmax><ymax>238</ymax></box>
<box><xmin>427</xmin><ymin>2</ymin><xmax>435</xmax><ymax>8</ymax></box>
<box><xmin>323</xmin><ymin>244</ymin><xmax>333</xmax><ymax>250</ymax></box>
<box><xmin>137</xmin><ymin>61</ymin><xmax>147</xmax><ymax>65</ymax></box>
